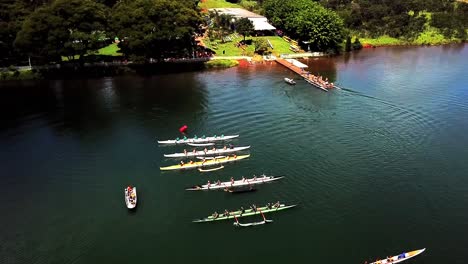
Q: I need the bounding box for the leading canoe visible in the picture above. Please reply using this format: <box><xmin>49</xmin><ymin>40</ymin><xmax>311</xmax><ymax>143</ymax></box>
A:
<box><xmin>370</xmin><ymin>248</ymin><xmax>426</xmax><ymax>264</ymax></box>
<box><xmin>164</xmin><ymin>146</ymin><xmax>250</xmax><ymax>158</ymax></box>
<box><xmin>193</xmin><ymin>204</ymin><xmax>296</xmax><ymax>223</ymax></box>
<box><xmin>158</xmin><ymin>135</ymin><xmax>239</xmax><ymax>144</ymax></box>
<box><xmin>160</xmin><ymin>154</ymin><xmax>250</xmax><ymax>171</ymax></box>
<box><xmin>186</xmin><ymin>175</ymin><xmax>284</xmax><ymax>191</ymax></box>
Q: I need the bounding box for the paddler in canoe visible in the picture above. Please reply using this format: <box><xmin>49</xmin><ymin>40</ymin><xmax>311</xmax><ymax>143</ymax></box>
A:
<box><xmin>223</xmin><ymin>145</ymin><xmax>227</xmax><ymax>150</ymax></box>
<box><xmin>183</xmin><ymin>149</ymin><xmax>187</xmax><ymax>156</ymax></box>
<box><xmin>273</xmin><ymin>201</ymin><xmax>280</xmax><ymax>208</ymax></box>
<box><xmin>240</xmin><ymin>206</ymin><xmax>245</xmax><ymax>216</ymax></box>
<box><xmin>230</xmin><ymin>177</ymin><xmax>234</xmax><ymax>186</ymax></box>
<box><xmin>223</xmin><ymin>209</ymin><xmax>230</xmax><ymax>217</ymax></box>
<box><xmin>207</xmin><ymin>180</ymin><xmax>211</xmax><ymax>189</ymax></box>
<box><xmin>216</xmin><ymin>180</ymin><xmax>222</xmax><ymax>186</ymax></box>
<box><xmin>212</xmin><ymin>211</ymin><xmax>219</xmax><ymax>219</ymax></box>
<box><xmin>180</xmin><ymin>161</ymin><xmax>185</xmax><ymax>167</ymax></box>
<box><xmin>250</xmin><ymin>204</ymin><xmax>257</xmax><ymax>212</ymax></box>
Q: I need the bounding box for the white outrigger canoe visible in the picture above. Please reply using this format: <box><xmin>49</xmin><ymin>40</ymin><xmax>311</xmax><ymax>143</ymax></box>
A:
<box><xmin>124</xmin><ymin>186</ymin><xmax>137</xmax><ymax>209</ymax></box>
<box><xmin>186</xmin><ymin>175</ymin><xmax>284</xmax><ymax>191</ymax></box>
<box><xmin>160</xmin><ymin>154</ymin><xmax>250</xmax><ymax>171</ymax></box>
<box><xmin>370</xmin><ymin>248</ymin><xmax>425</xmax><ymax>264</ymax></box>
<box><xmin>158</xmin><ymin>135</ymin><xmax>239</xmax><ymax>144</ymax></box>
<box><xmin>164</xmin><ymin>146</ymin><xmax>250</xmax><ymax>158</ymax></box>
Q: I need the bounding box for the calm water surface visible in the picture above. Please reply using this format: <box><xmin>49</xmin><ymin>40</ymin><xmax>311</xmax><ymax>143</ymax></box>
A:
<box><xmin>1</xmin><ymin>45</ymin><xmax>468</xmax><ymax>264</ymax></box>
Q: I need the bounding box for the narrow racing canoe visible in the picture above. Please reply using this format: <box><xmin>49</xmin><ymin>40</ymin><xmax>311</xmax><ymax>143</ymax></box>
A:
<box><xmin>164</xmin><ymin>146</ymin><xmax>250</xmax><ymax>158</ymax></box>
<box><xmin>369</xmin><ymin>248</ymin><xmax>426</xmax><ymax>264</ymax></box>
<box><xmin>193</xmin><ymin>204</ymin><xmax>296</xmax><ymax>223</ymax></box>
<box><xmin>186</xmin><ymin>175</ymin><xmax>284</xmax><ymax>191</ymax></box>
<box><xmin>158</xmin><ymin>135</ymin><xmax>239</xmax><ymax>144</ymax></box>
<box><xmin>160</xmin><ymin>154</ymin><xmax>250</xmax><ymax>171</ymax></box>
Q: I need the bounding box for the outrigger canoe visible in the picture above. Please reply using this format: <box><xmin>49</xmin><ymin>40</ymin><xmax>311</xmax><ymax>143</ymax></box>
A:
<box><xmin>160</xmin><ymin>154</ymin><xmax>250</xmax><ymax>171</ymax></box>
<box><xmin>193</xmin><ymin>204</ymin><xmax>296</xmax><ymax>223</ymax></box>
<box><xmin>370</xmin><ymin>248</ymin><xmax>426</xmax><ymax>264</ymax></box>
<box><xmin>186</xmin><ymin>175</ymin><xmax>284</xmax><ymax>191</ymax></box>
<box><xmin>164</xmin><ymin>146</ymin><xmax>250</xmax><ymax>158</ymax></box>
<box><xmin>158</xmin><ymin>135</ymin><xmax>239</xmax><ymax>144</ymax></box>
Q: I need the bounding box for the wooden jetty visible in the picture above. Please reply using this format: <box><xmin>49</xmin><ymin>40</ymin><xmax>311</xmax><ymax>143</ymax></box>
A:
<box><xmin>275</xmin><ymin>58</ymin><xmax>333</xmax><ymax>92</ymax></box>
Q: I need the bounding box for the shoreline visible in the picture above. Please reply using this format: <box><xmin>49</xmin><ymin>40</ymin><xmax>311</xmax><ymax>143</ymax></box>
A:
<box><xmin>1</xmin><ymin>43</ymin><xmax>466</xmax><ymax>81</ymax></box>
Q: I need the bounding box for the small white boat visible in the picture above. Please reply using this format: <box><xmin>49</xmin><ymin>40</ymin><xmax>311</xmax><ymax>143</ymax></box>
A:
<box><xmin>124</xmin><ymin>186</ymin><xmax>137</xmax><ymax>209</ymax></box>
<box><xmin>284</xmin><ymin>78</ymin><xmax>296</xmax><ymax>85</ymax></box>
<box><xmin>369</xmin><ymin>248</ymin><xmax>426</xmax><ymax>264</ymax></box>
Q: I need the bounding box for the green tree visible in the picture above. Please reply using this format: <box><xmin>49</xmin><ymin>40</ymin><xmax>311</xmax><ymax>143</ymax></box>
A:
<box><xmin>264</xmin><ymin>0</ymin><xmax>344</xmax><ymax>51</ymax></box>
<box><xmin>15</xmin><ymin>0</ymin><xmax>108</xmax><ymax>63</ymax></box>
<box><xmin>235</xmin><ymin>17</ymin><xmax>255</xmax><ymax>41</ymax></box>
<box><xmin>110</xmin><ymin>0</ymin><xmax>203</xmax><ymax>61</ymax></box>
<box><xmin>254</xmin><ymin>38</ymin><xmax>270</xmax><ymax>54</ymax></box>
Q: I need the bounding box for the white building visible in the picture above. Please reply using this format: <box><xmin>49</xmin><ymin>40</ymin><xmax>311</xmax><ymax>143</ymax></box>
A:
<box><xmin>208</xmin><ymin>8</ymin><xmax>276</xmax><ymax>31</ymax></box>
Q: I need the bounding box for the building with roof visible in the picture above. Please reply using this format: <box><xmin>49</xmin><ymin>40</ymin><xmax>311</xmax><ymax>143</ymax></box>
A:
<box><xmin>208</xmin><ymin>8</ymin><xmax>276</xmax><ymax>32</ymax></box>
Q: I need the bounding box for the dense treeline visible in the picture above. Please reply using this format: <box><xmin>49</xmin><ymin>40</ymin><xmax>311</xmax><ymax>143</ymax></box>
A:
<box><xmin>0</xmin><ymin>0</ymin><xmax>202</xmax><ymax>66</ymax></box>
<box><xmin>319</xmin><ymin>0</ymin><xmax>468</xmax><ymax>40</ymax></box>
<box><xmin>264</xmin><ymin>0</ymin><xmax>345</xmax><ymax>52</ymax></box>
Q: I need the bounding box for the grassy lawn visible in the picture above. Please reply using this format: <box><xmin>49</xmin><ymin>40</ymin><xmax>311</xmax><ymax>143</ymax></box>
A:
<box><xmin>199</xmin><ymin>0</ymin><xmax>241</xmax><ymax>9</ymax></box>
<box><xmin>61</xmin><ymin>43</ymin><xmax>122</xmax><ymax>61</ymax></box>
<box><xmin>205</xmin><ymin>35</ymin><xmax>294</xmax><ymax>56</ymax></box>
<box><xmin>97</xmin><ymin>43</ymin><xmax>122</xmax><ymax>56</ymax></box>
<box><xmin>359</xmin><ymin>35</ymin><xmax>406</xmax><ymax>46</ymax></box>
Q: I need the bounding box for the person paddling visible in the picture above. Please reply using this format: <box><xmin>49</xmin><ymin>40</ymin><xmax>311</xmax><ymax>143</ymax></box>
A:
<box><xmin>212</xmin><ymin>211</ymin><xmax>218</xmax><ymax>219</ymax></box>
<box><xmin>183</xmin><ymin>149</ymin><xmax>187</xmax><ymax>156</ymax></box>
<box><xmin>230</xmin><ymin>177</ymin><xmax>234</xmax><ymax>186</ymax></box>
<box><xmin>273</xmin><ymin>201</ymin><xmax>280</xmax><ymax>208</ymax></box>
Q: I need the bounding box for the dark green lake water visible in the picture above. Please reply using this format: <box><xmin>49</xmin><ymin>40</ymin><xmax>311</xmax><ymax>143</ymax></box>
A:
<box><xmin>1</xmin><ymin>45</ymin><xmax>468</xmax><ymax>264</ymax></box>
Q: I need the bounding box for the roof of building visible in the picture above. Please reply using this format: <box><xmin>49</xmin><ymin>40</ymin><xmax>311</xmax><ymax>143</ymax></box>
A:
<box><xmin>208</xmin><ymin>8</ymin><xmax>276</xmax><ymax>31</ymax></box>
<box><xmin>248</xmin><ymin>18</ymin><xmax>276</xmax><ymax>30</ymax></box>
<box><xmin>209</xmin><ymin>8</ymin><xmax>264</xmax><ymax>18</ymax></box>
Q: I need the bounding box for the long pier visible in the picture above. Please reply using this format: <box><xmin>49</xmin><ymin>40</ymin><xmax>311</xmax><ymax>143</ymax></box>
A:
<box><xmin>275</xmin><ymin>58</ymin><xmax>333</xmax><ymax>92</ymax></box>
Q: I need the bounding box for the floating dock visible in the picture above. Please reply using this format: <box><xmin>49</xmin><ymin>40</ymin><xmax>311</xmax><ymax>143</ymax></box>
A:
<box><xmin>275</xmin><ymin>58</ymin><xmax>333</xmax><ymax>92</ymax></box>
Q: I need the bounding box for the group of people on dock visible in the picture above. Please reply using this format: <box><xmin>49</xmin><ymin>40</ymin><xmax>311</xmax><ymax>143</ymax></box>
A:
<box><xmin>210</xmin><ymin>201</ymin><xmax>281</xmax><ymax>219</ymax></box>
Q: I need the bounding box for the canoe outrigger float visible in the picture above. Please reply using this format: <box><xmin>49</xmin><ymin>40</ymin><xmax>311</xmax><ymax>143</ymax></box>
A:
<box><xmin>186</xmin><ymin>175</ymin><xmax>284</xmax><ymax>191</ymax></box>
<box><xmin>164</xmin><ymin>146</ymin><xmax>250</xmax><ymax>158</ymax></box>
<box><xmin>234</xmin><ymin>211</ymin><xmax>273</xmax><ymax>227</ymax></box>
<box><xmin>369</xmin><ymin>248</ymin><xmax>426</xmax><ymax>264</ymax></box>
<box><xmin>158</xmin><ymin>135</ymin><xmax>239</xmax><ymax>144</ymax></box>
<box><xmin>160</xmin><ymin>154</ymin><xmax>250</xmax><ymax>171</ymax></box>
<box><xmin>193</xmin><ymin>203</ymin><xmax>296</xmax><ymax>223</ymax></box>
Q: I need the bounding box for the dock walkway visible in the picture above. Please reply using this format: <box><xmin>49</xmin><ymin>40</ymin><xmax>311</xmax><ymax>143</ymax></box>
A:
<box><xmin>275</xmin><ymin>58</ymin><xmax>333</xmax><ymax>92</ymax></box>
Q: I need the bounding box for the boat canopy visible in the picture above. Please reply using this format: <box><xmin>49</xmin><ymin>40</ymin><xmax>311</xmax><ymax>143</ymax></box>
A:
<box><xmin>285</xmin><ymin>59</ymin><xmax>308</xmax><ymax>68</ymax></box>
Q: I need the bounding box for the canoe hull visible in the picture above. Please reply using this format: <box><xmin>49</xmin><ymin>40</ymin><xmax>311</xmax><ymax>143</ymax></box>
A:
<box><xmin>193</xmin><ymin>204</ymin><xmax>296</xmax><ymax>223</ymax></box>
<box><xmin>370</xmin><ymin>248</ymin><xmax>426</xmax><ymax>264</ymax></box>
<box><xmin>164</xmin><ymin>146</ymin><xmax>250</xmax><ymax>158</ymax></box>
<box><xmin>158</xmin><ymin>135</ymin><xmax>239</xmax><ymax>144</ymax></box>
<box><xmin>160</xmin><ymin>154</ymin><xmax>250</xmax><ymax>171</ymax></box>
<box><xmin>186</xmin><ymin>176</ymin><xmax>284</xmax><ymax>191</ymax></box>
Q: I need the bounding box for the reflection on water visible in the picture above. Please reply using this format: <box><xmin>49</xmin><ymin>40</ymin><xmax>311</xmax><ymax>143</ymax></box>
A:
<box><xmin>1</xmin><ymin>44</ymin><xmax>468</xmax><ymax>264</ymax></box>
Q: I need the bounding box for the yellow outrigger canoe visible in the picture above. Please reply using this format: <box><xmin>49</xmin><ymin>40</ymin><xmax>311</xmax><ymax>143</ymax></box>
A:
<box><xmin>160</xmin><ymin>154</ymin><xmax>250</xmax><ymax>171</ymax></box>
